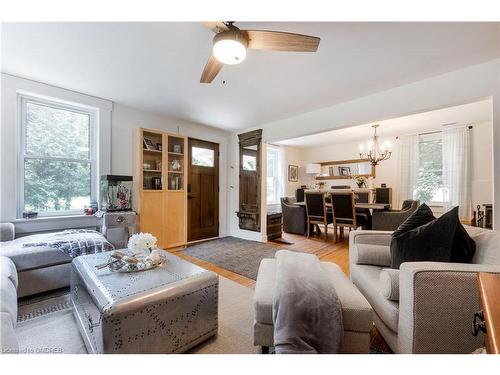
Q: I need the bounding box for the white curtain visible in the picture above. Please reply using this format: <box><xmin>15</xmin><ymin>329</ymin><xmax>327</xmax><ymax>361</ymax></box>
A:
<box><xmin>397</xmin><ymin>135</ymin><xmax>420</xmax><ymax>208</ymax></box>
<box><xmin>442</xmin><ymin>127</ymin><xmax>471</xmax><ymax>221</ymax></box>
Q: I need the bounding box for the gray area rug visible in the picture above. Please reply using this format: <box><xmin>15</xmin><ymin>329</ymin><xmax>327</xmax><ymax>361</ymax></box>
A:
<box><xmin>15</xmin><ymin>277</ymin><xmax>259</xmax><ymax>354</ymax></box>
<box><xmin>183</xmin><ymin>236</ymin><xmax>282</xmax><ymax>280</ymax></box>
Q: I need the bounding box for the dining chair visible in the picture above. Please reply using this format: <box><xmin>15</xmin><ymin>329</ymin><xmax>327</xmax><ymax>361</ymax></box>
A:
<box><xmin>330</xmin><ymin>191</ymin><xmax>369</xmax><ymax>241</ymax></box>
<box><xmin>304</xmin><ymin>191</ymin><xmax>333</xmax><ymax>240</ymax></box>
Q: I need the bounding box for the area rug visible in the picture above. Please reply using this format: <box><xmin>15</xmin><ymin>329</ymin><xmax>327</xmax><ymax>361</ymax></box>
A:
<box><xmin>15</xmin><ymin>277</ymin><xmax>259</xmax><ymax>354</ymax></box>
<box><xmin>182</xmin><ymin>236</ymin><xmax>285</xmax><ymax>280</ymax></box>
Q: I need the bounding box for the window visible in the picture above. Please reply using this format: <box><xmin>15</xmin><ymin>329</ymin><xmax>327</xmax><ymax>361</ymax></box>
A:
<box><xmin>19</xmin><ymin>95</ymin><xmax>97</xmax><ymax>217</ymax></box>
<box><xmin>415</xmin><ymin>133</ymin><xmax>446</xmax><ymax>205</ymax></box>
<box><xmin>191</xmin><ymin>146</ymin><xmax>214</xmax><ymax>167</ymax></box>
<box><xmin>242</xmin><ymin>154</ymin><xmax>257</xmax><ymax>171</ymax></box>
<box><xmin>266</xmin><ymin>147</ymin><xmax>283</xmax><ymax>205</ymax></box>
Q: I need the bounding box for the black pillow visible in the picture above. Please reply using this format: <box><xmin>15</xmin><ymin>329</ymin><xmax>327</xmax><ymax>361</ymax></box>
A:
<box><xmin>390</xmin><ymin>207</ymin><xmax>459</xmax><ymax>269</ymax></box>
<box><xmin>392</xmin><ymin>203</ymin><xmax>435</xmax><ymax>238</ymax></box>
<box><xmin>451</xmin><ymin>222</ymin><xmax>476</xmax><ymax>263</ymax></box>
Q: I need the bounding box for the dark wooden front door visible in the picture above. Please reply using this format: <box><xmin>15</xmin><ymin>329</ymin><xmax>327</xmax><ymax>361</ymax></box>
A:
<box><xmin>188</xmin><ymin>138</ymin><xmax>219</xmax><ymax>242</ymax></box>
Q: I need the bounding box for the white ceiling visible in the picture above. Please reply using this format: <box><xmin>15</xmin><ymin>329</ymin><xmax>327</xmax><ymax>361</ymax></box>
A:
<box><xmin>2</xmin><ymin>22</ymin><xmax>499</xmax><ymax>131</ymax></box>
<box><xmin>276</xmin><ymin>99</ymin><xmax>492</xmax><ymax>147</ymax></box>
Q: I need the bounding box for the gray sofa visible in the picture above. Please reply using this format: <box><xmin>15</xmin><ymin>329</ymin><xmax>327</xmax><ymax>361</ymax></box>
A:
<box><xmin>349</xmin><ymin>226</ymin><xmax>500</xmax><ymax>353</ymax></box>
<box><xmin>0</xmin><ymin>223</ymin><xmax>73</xmax><ymax>297</ymax></box>
<box><xmin>371</xmin><ymin>200</ymin><xmax>419</xmax><ymax>231</ymax></box>
<box><xmin>0</xmin><ymin>256</ymin><xmax>18</xmax><ymax>353</ymax></box>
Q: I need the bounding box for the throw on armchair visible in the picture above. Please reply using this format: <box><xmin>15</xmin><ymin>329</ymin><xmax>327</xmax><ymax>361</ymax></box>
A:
<box><xmin>280</xmin><ymin>197</ymin><xmax>307</xmax><ymax>235</ymax></box>
<box><xmin>372</xmin><ymin>200</ymin><xmax>419</xmax><ymax>231</ymax></box>
<box><xmin>349</xmin><ymin>226</ymin><xmax>500</xmax><ymax>353</ymax></box>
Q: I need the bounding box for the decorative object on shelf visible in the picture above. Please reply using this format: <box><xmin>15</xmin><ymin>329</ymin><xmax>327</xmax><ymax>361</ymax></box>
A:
<box><xmin>358</xmin><ymin>124</ymin><xmax>392</xmax><ymax>166</ymax></box>
<box><xmin>170</xmin><ymin>159</ymin><xmax>181</xmax><ymax>171</ymax></box>
<box><xmin>338</xmin><ymin>166</ymin><xmax>351</xmax><ymax>176</ymax></box>
<box><xmin>288</xmin><ymin>165</ymin><xmax>298</xmax><ymax>182</ymax></box>
<box><xmin>84</xmin><ymin>205</ymin><xmax>94</xmax><ymax>215</ymax></box>
<box><xmin>353</xmin><ymin>175</ymin><xmax>367</xmax><ymax>188</ymax></box>
<box><xmin>143</xmin><ymin>162</ymin><xmax>152</xmax><ymax>170</ymax></box>
<box><xmin>156</xmin><ymin>160</ymin><xmax>162</xmax><ymax>170</ymax></box>
<box><xmin>156</xmin><ymin>143</ymin><xmax>162</xmax><ymax>151</ymax></box>
<box><xmin>143</xmin><ymin>137</ymin><xmax>156</xmax><ymax>150</ymax></box>
<box><xmin>22</xmin><ymin>211</ymin><xmax>38</xmax><ymax>219</ymax></box>
<box><xmin>151</xmin><ymin>176</ymin><xmax>162</xmax><ymax>190</ymax></box>
<box><xmin>173</xmin><ymin>144</ymin><xmax>182</xmax><ymax>153</ymax></box>
<box><xmin>317</xmin><ymin>181</ymin><xmax>326</xmax><ymax>190</ymax></box>
<box><xmin>100</xmin><ymin>175</ymin><xmax>133</xmax><ymax>211</ymax></box>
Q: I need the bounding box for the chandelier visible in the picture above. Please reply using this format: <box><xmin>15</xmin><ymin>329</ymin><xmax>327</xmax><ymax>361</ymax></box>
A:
<box><xmin>358</xmin><ymin>124</ymin><xmax>392</xmax><ymax>166</ymax></box>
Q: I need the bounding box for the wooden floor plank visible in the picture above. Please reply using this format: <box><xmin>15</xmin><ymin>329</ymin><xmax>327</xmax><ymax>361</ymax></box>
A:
<box><xmin>169</xmin><ymin>228</ymin><xmax>350</xmax><ymax>289</ymax></box>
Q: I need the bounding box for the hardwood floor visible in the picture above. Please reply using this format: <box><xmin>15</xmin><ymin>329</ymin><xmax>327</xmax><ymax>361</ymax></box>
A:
<box><xmin>169</xmin><ymin>228</ymin><xmax>350</xmax><ymax>289</ymax></box>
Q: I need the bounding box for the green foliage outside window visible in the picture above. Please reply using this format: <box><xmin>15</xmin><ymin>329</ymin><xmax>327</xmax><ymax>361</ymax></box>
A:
<box><xmin>415</xmin><ymin>138</ymin><xmax>443</xmax><ymax>203</ymax></box>
<box><xmin>23</xmin><ymin>102</ymin><xmax>92</xmax><ymax>213</ymax></box>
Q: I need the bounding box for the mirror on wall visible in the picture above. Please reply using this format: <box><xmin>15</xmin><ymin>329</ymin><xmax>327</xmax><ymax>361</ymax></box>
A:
<box><xmin>316</xmin><ymin>159</ymin><xmax>375</xmax><ymax>180</ymax></box>
<box><xmin>236</xmin><ymin>130</ymin><xmax>262</xmax><ymax>232</ymax></box>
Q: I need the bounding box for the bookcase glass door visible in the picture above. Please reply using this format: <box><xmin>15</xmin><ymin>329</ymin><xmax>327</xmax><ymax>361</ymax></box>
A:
<box><xmin>142</xmin><ymin>131</ymin><xmax>163</xmax><ymax>190</ymax></box>
<box><xmin>167</xmin><ymin>136</ymin><xmax>184</xmax><ymax>191</ymax></box>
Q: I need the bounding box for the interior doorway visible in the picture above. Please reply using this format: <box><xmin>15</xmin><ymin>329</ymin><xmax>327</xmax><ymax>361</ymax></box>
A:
<box><xmin>187</xmin><ymin>138</ymin><xmax>219</xmax><ymax>242</ymax></box>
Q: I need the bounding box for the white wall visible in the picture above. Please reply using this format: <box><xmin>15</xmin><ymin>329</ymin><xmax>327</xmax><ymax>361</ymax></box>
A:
<box><xmin>470</xmin><ymin>121</ymin><xmax>494</xmax><ymax>207</ymax></box>
<box><xmin>1</xmin><ymin>74</ymin><xmax>232</xmax><ymax>237</ymax></box>
<box><xmin>229</xmin><ymin>58</ymin><xmax>500</xmax><ymax>234</ymax></box>
<box><xmin>280</xmin><ymin>145</ymin><xmax>306</xmax><ymax>197</ymax></box>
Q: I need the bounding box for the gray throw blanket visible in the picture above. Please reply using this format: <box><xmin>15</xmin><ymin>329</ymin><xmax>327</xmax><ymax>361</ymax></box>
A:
<box><xmin>22</xmin><ymin>229</ymin><xmax>114</xmax><ymax>258</ymax></box>
<box><xmin>272</xmin><ymin>250</ymin><xmax>343</xmax><ymax>354</ymax></box>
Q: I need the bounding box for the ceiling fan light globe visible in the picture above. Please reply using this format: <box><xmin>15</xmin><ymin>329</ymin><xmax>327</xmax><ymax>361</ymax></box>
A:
<box><xmin>213</xmin><ymin>39</ymin><xmax>247</xmax><ymax>65</ymax></box>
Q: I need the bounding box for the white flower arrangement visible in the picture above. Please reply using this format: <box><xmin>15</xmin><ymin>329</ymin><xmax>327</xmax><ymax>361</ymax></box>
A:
<box><xmin>127</xmin><ymin>232</ymin><xmax>157</xmax><ymax>256</ymax></box>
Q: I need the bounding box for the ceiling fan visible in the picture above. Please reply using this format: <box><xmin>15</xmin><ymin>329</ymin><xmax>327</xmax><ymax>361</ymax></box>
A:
<box><xmin>200</xmin><ymin>21</ymin><xmax>321</xmax><ymax>83</ymax></box>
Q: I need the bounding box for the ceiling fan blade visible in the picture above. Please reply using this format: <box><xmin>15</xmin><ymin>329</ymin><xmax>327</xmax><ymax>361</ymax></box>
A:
<box><xmin>244</xmin><ymin>30</ymin><xmax>320</xmax><ymax>52</ymax></box>
<box><xmin>200</xmin><ymin>54</ymin><xmax>223</xmax><ymax>83</ymax></box>
<box><xmin>204</xmin><ymin>21</ymin><xmax>229</xmax><ymax>33</ymax></box>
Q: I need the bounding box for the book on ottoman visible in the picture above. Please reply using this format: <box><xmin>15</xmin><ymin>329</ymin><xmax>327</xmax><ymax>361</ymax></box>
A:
<box><xmin>71</xmin><ymin>250</ymin><xmax>218</xmax><ymax>354</ymax></box>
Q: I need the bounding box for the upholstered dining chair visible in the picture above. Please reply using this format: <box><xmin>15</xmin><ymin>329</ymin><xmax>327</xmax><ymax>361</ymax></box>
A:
<box><xmin>304</xmin><ymin>192</ymin><xmax>333</xmax><ymax>240</ymax></box>
<box><xmin>330</xmin><ymin>192</ymin><xmax>369</xmax><ymax>241</ymax></box>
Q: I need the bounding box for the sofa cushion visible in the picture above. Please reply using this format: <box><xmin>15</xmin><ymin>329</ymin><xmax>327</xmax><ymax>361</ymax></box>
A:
<box><xmin>0</xmin><ymin>312</ymin><xmax>18</xmax><ymax>354</ymax></box>
<box><xmin>392</xmin><ymin>203</ymin><xmax>435</xmax><ymax>237</ymax></box>
<box><xmin>390</xmin><ymin>207</ymin><xmax>459</xmax><ymax>269</ymax></box>
<box><xmin>451</xmin><ymin>222</ymin><xmax>476</xmax><ymax>263</ymax></box>
<box><xmin>0</xmin><ymin>271</ymin><xmax>18</xmax><ymax>323</ymax></box>
<box><xmin>0</xmin><ymin>233</ymin><xmax>72</xmax><ymax>272</ymax></box>
<box><xmin>0</xmin><ymin>256</ymin><xmax>18</xmax><ymax>289</ymax></box>
<box><xmin>379</xmin><ymin>268</ymin><xmax>400</xmax><ymax>301</ymax></box>
<box><xmin>350</xmin><ymin>264</ymin><xmax>399</xmax><ymax>332</ymax></box>
<box><xmin>465</xmin><ymin>226</ymin><xmax>500</xmax><ymax>265</ymax></box>
<box><xmin>254</xmin><ymin>258</ymin><xmax>373</xmax><ymax>333</ymax></box>
<box><xmin>354</xmin><ymin>243</ymin><xmax>391</xmax><ymax>267</ymax></box>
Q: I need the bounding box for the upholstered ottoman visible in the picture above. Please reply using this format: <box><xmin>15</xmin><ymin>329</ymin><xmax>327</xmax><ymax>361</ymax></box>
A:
<box><xmin>253</xmin><ymin>259</ymin><xmax>373</xmax><ymax>353</ymax></box>
<box><xmin>71</xmin><ymin>250</ymin><xmax>218</xmax><ymax>354</ymax></box>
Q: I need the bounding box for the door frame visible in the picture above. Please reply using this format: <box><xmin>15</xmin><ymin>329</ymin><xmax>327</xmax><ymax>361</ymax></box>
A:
<box><xmin>187</xmin><ymin>138</ymin><xmax>220</xmax><ymax>243</ymax></box>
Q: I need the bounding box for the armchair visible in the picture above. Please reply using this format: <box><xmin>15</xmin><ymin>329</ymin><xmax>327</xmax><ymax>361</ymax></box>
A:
<box><xmin>280</xmin><ymin>197</ymin><xmax>307</xmax><ymax>235</ymax></box>
<box><xmin>349</xmin><ymin>226</ymin><xmax>500</xmax><ymax>353</ymax></box>
<box><xmin>371</xmin><ymin>200</ymin><xmax>419</xmax><ymax>231</ymax></box>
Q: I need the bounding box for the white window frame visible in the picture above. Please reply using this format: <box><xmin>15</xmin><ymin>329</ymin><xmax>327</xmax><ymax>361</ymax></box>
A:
<box><xmin>266</xmin><ymin>146</ymin><xmax>283</xmax><ymax>205</ymax></box>
<box><xmin>17</xmin><ymin>94</ymin><xmax>98</xmax><ymax>218</ymax></box>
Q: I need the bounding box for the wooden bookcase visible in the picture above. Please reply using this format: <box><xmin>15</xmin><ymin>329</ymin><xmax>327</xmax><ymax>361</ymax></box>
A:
<box><xmin>133</xmin><ymin>128</ymin><xmax>187</xmax><ymax>249</ymax></box>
